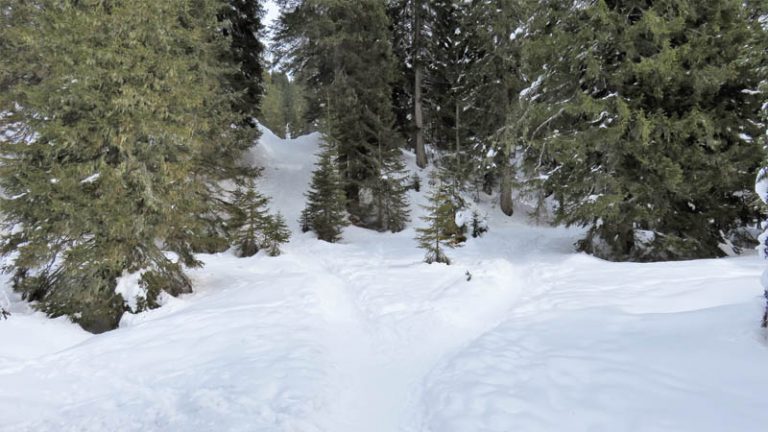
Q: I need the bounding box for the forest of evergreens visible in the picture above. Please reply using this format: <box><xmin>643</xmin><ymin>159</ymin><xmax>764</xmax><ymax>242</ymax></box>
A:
<box><xmin>1</xmin><ymin>0</ymin><xmax>766</xmax><ymax>331</ymax></box>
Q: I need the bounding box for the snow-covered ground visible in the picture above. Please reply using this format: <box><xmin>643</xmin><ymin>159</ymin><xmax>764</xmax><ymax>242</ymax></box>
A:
<box><xmin>2</xmin><ymin>128</ymin><xmax>768</xmax><ymax>431</ymax></box>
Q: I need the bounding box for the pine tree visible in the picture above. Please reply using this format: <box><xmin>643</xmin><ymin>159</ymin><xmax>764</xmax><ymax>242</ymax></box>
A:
<box><xmin>219</xmin><ymin>0</ymin><xmax>266</xmax><ymax>125</ymax></box>
<box><xmin>470</xmin><ymin>210</ymin><xmax>488</xmax><ymax>238</ymax></box>
<box><xmin>369</xmin><ymin>115</ymin><xmax>411</xmax><ymax>233</ymax></box>
<box><xmin>299</xmin><ymin>206</ymin><xmax>312</xmax><ymax>233</ymax></box>
<box><xmin>374</xmin><ymin>155</ymin><xmax>411</xmax><ymax>233</ymax></box>
<box><xmin>0</xmin><ymin>0</ymin><xmax>256</xmax><ymax>332</ymax></box>
<box><xmin>463</xmin><ymin>0</ymin><xmax>528</xmax><ymax>215</ymax></box>
<box><xmin>518</xmin><ymin>0</ymin><xmax>767</xmax><ymax>261</ymax></box>
<box><xmin>426</xmin><ymin>0</ymin><xmax>472</xmax><ymax>156</ymax></box>
<box><xmin>416</xmin><ymin>173</ymin><xmax>462</xmax><ymax>264</ymax></box>
<box><xmin>388</xmin><ymin>0</ymin><xmax>430</xmax><ymax>168</ymax></box>
<box><xmin>262</xmin><ymin>213</ymin><xmax>291</xmax><ymax>257</ymax></box>
<box><xmin>260</xmin><ymin>72</ymin><xmax>289</xmax><ymax>137</ymax></box>
<box><xmin>259</xmin><ymin>71</ymin><xmax>310</xmax><ymax>138</ymax></box>
<box><xmin>229</xmin><ymin>179</ymin><xmax>288</xmax><ymax>257</ymax></box>
<box><xmin>301</xmin><ymin>134</ymin><xmax>349</xmax><ymax>243</ymax></box>
<box><xmin>275</xmin><ymin>0</ymin><xmax>410</xmax><ymax>230</ymax></box>
<box><xmin>390</xmin><ymin>0</ymin><xmax>528</xmax><ymax>206</ymax></box>
<box><xmin>189</xmin><ymin>0</ymin><xmax>269</xmax><ymax>255</ymax></box>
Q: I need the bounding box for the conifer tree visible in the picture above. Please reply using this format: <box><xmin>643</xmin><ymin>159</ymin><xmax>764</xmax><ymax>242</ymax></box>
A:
<box><xmin>228</xmin><ymin>178</ymin><xmax>287</xmax><ymax>257</ymax></box>
<box><xmin>390</xmin><ymin>0</ymin><xmax>527</xmax><ymax>205</ymax></box>
<box><xmin>275</xmin><ymin>0</ymin><xmax>410</xmax><ymax>230</ymax></box>
<box><xmin>388</xmin><ymin>0</ymin><xmax>430</xmax><ymax>168</ymax></box>
<box><xmin>519</xmin><ymin>0</ymin><xmax>767</xmax><ymax>261</ymax></box>
<box><xmin>0</xmin><ymin>0</ymin><xmax>257</xmax><ymax>332</ymax></box>
<box><xmin>260</xmin><ymin>73</ymin><xmax>288</xmax><ymax>137</ymax></box>
<box><xmin>220</xmin><ymin>0</ymin><xmax>266</xmax><ymax>125</ymax></box>
<box><xmin>301</xmin><ymin>134</ymin><xmax>349</xmax><ymax>243</ymax></box>
<box><xmin>417</xmin><ymin>173</ymin><xmax>463</xmax><ymax>264</ymax></box>
<box><xmin>260</xmin><ymin>71</ymin><xmax>309</xmax><ymax>138</ymax></box>
<box><xmin>374</xmin><ymin>160</ymin><xmax>411</xmax><ymax>233</ymax></box>
<box><xmin>464</xmin><ymin>0</ymin><xmax>528</xmax><ymax>214</ymax></box>
<box><xmin>262</xmin><ymin>213</ymin><xmax>291</xmax><ymax>257</ymax></box>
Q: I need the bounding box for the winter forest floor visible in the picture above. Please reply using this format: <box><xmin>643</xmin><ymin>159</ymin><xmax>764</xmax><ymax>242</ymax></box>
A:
<box><xmin>2</xmin><ymin>128</ymin><xmax>768</xmax><ymax>432</ymax></box>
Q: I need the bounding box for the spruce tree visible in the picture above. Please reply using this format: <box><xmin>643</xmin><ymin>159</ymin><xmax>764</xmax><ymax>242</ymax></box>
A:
<box><xmin>463</xmin><ymin>0</ymin><xmax>528</xmax><ymax>215</ymax></box>
<box><xmin>519</xmin><ymin>0</ymin><xmax>767</xmax><ymax>261</ymax></box>
<box><xmin>275</xmin><ymin>0</ymin><xmax>410</xmax><ymax>230</ymax></box>
<box><xmin>260</xmin><ymin>72</ymin><xmax>289</xmax><ymax>137</ymax></box>
<box><xmin>228</xmin><ymin>178</ymin><xmax>287</xmax><ymax>257</ymax></box>
<box><xmin>262</xmin><ymin>213</ymin><xmax>291</xmax><ymax>257</ymax></box>
<box><xmin>416</xmin><ymin>172</ymin><xmax>463</xmax><ymax>264</ymax></box>
<box><xmin>260</xmin><ymin>71</ymin><xmax>309</xmax><ymax>138</ymax></box>
<box><xmin>219</xmin><ymin>0</ymin><xmax>266</xmax><ymax>125</ymax></box>
<box><xmin>0</xmin><ymin>0</ymin><xmax>256</xmax><ymax>332</ymax></box>
<box><xmin>388</xmin><ymin>0</ymin><xmax>430</xmax><ymax>168</ymax></box>
<box><xmin>301</xmin><ymin>134</ymin><xmax>349</xmax><ymax>243</ymax></box>
<box><xmin>390</xmin><ymin>0</ymin><xmax>528</xmax><ymax>206</ymax></box>
<box><xmin>374</xmin><ymin>157</ymin><xmax>411</xmax><ymax>233</ymax></box>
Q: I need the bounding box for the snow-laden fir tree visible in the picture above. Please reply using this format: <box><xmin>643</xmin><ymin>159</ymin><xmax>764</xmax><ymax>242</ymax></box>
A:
<box><xmin>0</xmin><ymin>0</ymin><xmax>259</xmax><ymax>332</ymax></box>
<box><xmin>301</xmin><ymin>134</ymin><xmax>349</xmax><ymax>243</ymax></box>
<box><xmin>463</xmin><ymin>0</ymin><xmax>529</xmax><ymax>215</ymax></box>
<box><xmin>262</xmin><ymin>213</ymin><xmax>291</xmax><ymax>257</ymax></box>
<box><xmin>219</xmin><ymin>0</ymin><xmax>266</xmax><ymax>126</ymax></box>
<box><xmin>260</xmin><ymin>72</ymin><xmax>309</xmax><ymax>139</ymax></box>
<box><xmin>518</xmin><ymin>0</ymin><xmax>767</xmax><ymax>261</ymax></box>
<box><xmin>373</xmin><ymin>159</ymin><xmax>411</xmax><ymax>233</ymax></box>
<box><xmin>388</xmin><ymin>0</ymin><xmax>431</xmax><ymax>168</ymax></box>
<box><xmin>275</xmin><ymin>0</ymin><xmax>410</xmax><ymax>230</ymax></box>
<box><xmin>370</xmin><ymin>116</ymin><xmax>411</xmax><ymax>233</ymax></box>
<box><xmin>228</xmin><ymin>179</ymin><xmax>289</xmax><ymax>257</ymax></box>
<box><xmin>416</xmin><ymin>172</ymin><xmax>464</xmax><ymax>265</ymax></box>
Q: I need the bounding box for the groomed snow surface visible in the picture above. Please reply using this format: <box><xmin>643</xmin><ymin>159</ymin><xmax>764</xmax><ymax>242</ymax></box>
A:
<box><xmin>2</xmin><ymin>127</ymin><xmax>768</xmax><ymax>432</ymax></box>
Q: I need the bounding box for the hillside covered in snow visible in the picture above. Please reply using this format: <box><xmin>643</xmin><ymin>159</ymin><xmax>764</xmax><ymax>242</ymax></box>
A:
<box><xmin>1</xmin><ymin>128</ymin><xmax>768</xmax><ymax>432</ymax></box>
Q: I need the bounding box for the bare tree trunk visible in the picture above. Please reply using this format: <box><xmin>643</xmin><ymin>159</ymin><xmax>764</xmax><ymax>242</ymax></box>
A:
<box><xmin>500</xmin><ymin>162</ymin><xmax>514</xmax><ymax>216</ymax></box>
<box><xmin>455</xmin><ymin>102</ymin><xmax>460</xmax><ymax>160</ymax></box>
<box><xmin>413</xmin><ymin>0</ymin><xmax>427</xmax><ymax>168</ymax></box>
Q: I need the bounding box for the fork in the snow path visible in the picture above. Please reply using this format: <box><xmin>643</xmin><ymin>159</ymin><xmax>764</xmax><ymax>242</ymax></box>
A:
<box><xmin>308</xmin><ymin>241</ymin><xmax>533</xmax><ymax>432</ymax></box>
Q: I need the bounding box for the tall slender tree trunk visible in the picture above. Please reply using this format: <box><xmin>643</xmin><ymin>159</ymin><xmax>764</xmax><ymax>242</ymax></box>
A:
<box><xmin>377</xmin><ymin>133</ymin><xmax>385</xmax><ymax>230</ymax></box>
<box><xmin>413</xmin><ymin>0</ymin><xmax>427</xmax><ymax>168</ymax></box>
<box><xmin>455</xmin><ymin>100</ymin><xmax>460</xmax><ymax>180</ymax></box>
<box><xmin>500</xmin><ymin>161</ymin><xmax>514</xmax><ymax>216</ymax></box>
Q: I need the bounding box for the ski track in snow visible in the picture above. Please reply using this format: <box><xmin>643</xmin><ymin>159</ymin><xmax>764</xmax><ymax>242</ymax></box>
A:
<box><xmin>2</xmin><ymin>127</ymin><xmax>768</xmax><ymax>431</ymax></box>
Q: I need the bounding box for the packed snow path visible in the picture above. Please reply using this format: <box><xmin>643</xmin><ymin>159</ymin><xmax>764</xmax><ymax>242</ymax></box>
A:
<box><xmin>2</xmin><ymin>129</ymin><xmax>768</xmax><ymax>431</ymax></box>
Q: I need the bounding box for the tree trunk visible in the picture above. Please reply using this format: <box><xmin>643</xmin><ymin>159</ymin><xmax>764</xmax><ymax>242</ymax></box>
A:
<box><xmin>455</xmin><ymin>101</ymin><xmax>460</xmax><ymax>165</ymax></box>
<box><xmin>413</xmin><ymin>0</ymin><xmax>427</xmax><ymax>168</ymax></box>
<box><xmin>500</xmin><ymin>163</ymin><xmax>514</xmax><ymax>216</ymax></box>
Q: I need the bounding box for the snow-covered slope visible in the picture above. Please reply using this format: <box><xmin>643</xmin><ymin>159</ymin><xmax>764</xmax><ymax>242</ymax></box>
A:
<box><xmin>2</xmin><ymin>128</ymin><xmax>768</xmax><ymax>432</ymax></box>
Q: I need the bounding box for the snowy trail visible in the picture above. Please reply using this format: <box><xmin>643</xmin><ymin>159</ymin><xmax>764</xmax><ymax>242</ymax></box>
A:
<box><xmin>3</xmin><ymin>128</ymin><xmax>768</xmax><ymax>431</ymax></box>
<box><xmin>310</xmin><ymin>238</ymin><xmax>531</xmax><ymax>432</ymax></box>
